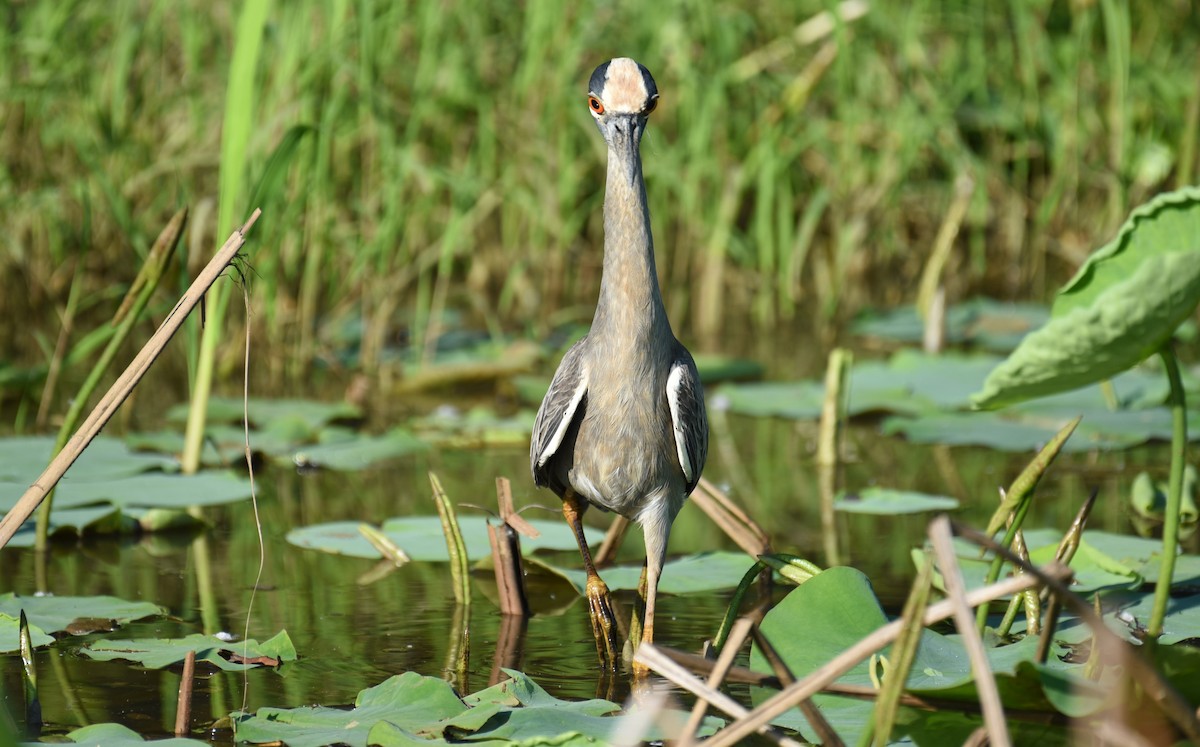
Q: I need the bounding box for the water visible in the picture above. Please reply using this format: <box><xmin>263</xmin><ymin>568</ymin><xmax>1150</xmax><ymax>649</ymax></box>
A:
<box><xmin>0</xmin><ymin>411</ymin><xmax>1182</xmax><ymax>740</ymax></box>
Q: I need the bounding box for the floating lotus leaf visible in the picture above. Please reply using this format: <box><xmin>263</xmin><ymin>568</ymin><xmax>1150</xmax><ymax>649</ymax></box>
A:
<box><xmin>82</xmin><ymin>630</ymin><xmax>296</xmax><ymax>671</ymax></box>
<box><xmin>166</xmin><ymin>396</ymin><xmax>361</xmax><ymax>430</ymax></box>
<box><xmin>751</xmin><ymin>567</ymin><xmax>1099</xmax><ymax>743</ymax></box>
<box><xmin>835</xmin><ymin>488</ymin><xmax>959</xmax><ymax>515</ymax></box>
<box><xmin>975</xmin><ymin>188</ymin><xmax>1200</xmax><ymax>409</ymax></box>
<box><xmin>0</xmin><ymin>612</ymin><xmax>53</xmax><ymax>653</ymax></box>
<box><xmin>0</xmin><ymin>471</ymin><xmax>254</xmax><ymax>519</ymax></box>
<box><xmin>853</xmin><ymin>297</ymin><xmax>1050</xmax><ymax>352</ymax></box>
<box><xmin>287</xmin><ymin>515</ymin><xmax>603</xmax><ymax>561</ymax></box>
<box><xmin>0</xmin><ymin>593</ymin><xmax>164</xmax><ymax>635</ymax></box>
<box><xmin>234</xmin><ymin>669</ymin><xmax>711</xmax><ymax>747</ymax></box>
<box><xmin>35</xmin><ymin>723</ymin><xmax>209</xmax><ymax>745</ymax></box>
<box><xmin>0</xmin><ymin>435</ymin><xmax>176</xmax><ymax>483</ymax></box>
<box><xmin>527</xmin><ymin>551</ymin><xmax>752</xmax><ymax>594</ymax></box>
<box><xmin>290</xmin><ymin>428</ymin><xmax>428</xmax><ymax>470</ymax></box>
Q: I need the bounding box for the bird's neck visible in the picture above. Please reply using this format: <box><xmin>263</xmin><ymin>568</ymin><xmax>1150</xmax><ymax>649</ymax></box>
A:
<box><xmin>592</xmin><ymin>144</ymin><xmax>670</xmax><ymax>347</ymax></box>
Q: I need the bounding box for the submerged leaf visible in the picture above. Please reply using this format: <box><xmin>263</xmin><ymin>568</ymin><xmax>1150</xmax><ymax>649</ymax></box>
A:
<box><xmin>82</xmin><ymin>631</ymin><xmax>297</xmax><ymax>671</ymax></box>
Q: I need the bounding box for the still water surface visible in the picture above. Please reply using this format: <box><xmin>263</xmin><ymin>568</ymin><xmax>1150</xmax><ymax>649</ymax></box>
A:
<box><xmin>0</xmin><ymin>412</ymin><xmax>1179</xmax><ymax>740</ymax></box>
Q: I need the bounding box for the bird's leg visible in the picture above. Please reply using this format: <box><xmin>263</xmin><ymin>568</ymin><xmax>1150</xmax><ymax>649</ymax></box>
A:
<box><xmin>633</xmin><ymin>513</ymin><xmax>671</xmax><ymax>677</ymax></box>
<box><xmin>562</xmin><ymin>490</ymin><xmax>620</xmax><ymax>666</ymax></box>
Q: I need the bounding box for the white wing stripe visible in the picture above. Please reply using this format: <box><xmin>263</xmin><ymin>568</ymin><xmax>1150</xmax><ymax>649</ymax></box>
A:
<box><xmin>666</xmin><ymin>364</ymin><xmax>693</xmax><ymax>483</ymax></box>
<box><xmin>537</xmin><ymin>375</ymin><xmax>588</xmax><ymax>468</ymax></box>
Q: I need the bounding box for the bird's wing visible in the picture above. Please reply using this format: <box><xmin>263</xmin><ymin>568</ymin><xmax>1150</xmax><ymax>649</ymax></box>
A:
<box><xmin>530</xmin><ymin>339</ymin><xmax>589</xmax><ymax>485</ymax></box>
<box><xmin>666</xmin><ymin>354</ymin><xmax>708</xmax><ymax>494</ymax></box>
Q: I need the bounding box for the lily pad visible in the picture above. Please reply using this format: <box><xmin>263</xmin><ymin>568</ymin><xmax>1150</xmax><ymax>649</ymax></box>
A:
<box><xmin>0</xmin><ymin>593</ymin><xmax>164</xmax><ymax>635</ymax></box>
<box><xmin>974</xmin><ymin>187</ymin><xmax>1200</xmax><ymax>409</ymax></box>
<box><xmin>853</xmin><ymin>297</ymin><xmax>1050</xmax><ymax>352</ymax></box>
<box><xmin>290</xmin><ymin>428</ymin><xmax>428</xmax><ymax>470</ymax></box>
<box><xmin>721</xmin><ymin>350</ymin><xmax>1003</xmax><ymax>420</ymax></box>
<box><xmin>0</xmin><ymin>612</ymin><xmax>53</xmax><ymax>653</ymax></box>
<box><xmin>0</xmin><ymin>435</ymin><xmax>177</xmax><ymax>484</ymax></box>
<box><xmin>82</xmin><ymin>630</ymin><xmax>297</xmax><ymax>671</ymax></box>
<box><xmin>528</xmin><ymin>551</ymin><xmax>752</xmax><ymax>594</ymax></box>
<box><xmin>31</xmin><ymin>723</ymin><xmax>209</xmax><ymax>745</ymax></box>
<box><xmin>287</xmin><ymin>516</ymin><xmax>604</xmax><ymax>561</ymax></box>
<box><xmin>1131</xmin><ymin>466</ymin><xmax>1200</xmax><ymax>524</ymax></box>
<box><xmin>412</xmin><ymin>406</ymin><xmax>536</xmax><ymax>448</ymax></box>
<box><xmin>0</xmin><ymin>471</ymin><xmax>255</xmax><ymax>522</ymax></box>
<box><xmin>235</xmin><ymin>668</ymin><xmax>707</xmax><ymax>747</ymax></box>
<box><xmin>166</xmin><ymin>396</ymin><xmax>361</xmax><ymax>431</ymax></box>
<box><xmin>751</xmin><ymin>567</ymin><xmax>1099</xmax><ymax>743</ymax></box>
<box><xmin>834</xmin><ymin>488</ymin><xmax>959</xmax><ymax>515</ymax></box>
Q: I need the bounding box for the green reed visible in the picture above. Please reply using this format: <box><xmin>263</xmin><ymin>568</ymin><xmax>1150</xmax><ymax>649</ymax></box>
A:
<box><xmin>2</xmin><ymin>0</ymin><xmax>1198</xmax><ymax>388</ymax></box>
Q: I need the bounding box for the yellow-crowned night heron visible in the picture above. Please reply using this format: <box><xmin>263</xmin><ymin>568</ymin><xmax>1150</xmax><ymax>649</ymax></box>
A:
<box><xmin>530</xmin><ymin>58</ymin><xmax>709</xmax><ymax>666</ymax></box>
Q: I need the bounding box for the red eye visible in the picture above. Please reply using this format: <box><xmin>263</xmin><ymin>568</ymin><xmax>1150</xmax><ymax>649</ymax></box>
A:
<box><xmin>588</xmin><ymin>96</ymin><xmax>605</xmax><ymax>114</ymax></box>
<box><xmin>644</xmin><ymin>96</ymin><xmax>659</xmax><ymax>114</ymax></box>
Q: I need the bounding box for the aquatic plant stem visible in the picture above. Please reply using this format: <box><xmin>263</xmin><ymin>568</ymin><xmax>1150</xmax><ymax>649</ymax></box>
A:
<box><xmin>1148</xmin><ymin>345</ymin><xmax>1187</xmax><ymax>640</ymax></box>
<box><xmin>0</xmin><ymin>211</ymin><xmax>260</xmax><ymax>551</ymax></box>
<box><xmin>975</xmin><ymin>416</ymin><xmax>1079</xmax><ymax>632</ymax></box>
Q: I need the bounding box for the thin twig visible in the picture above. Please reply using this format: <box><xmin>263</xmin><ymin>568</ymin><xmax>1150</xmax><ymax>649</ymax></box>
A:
<box><xmin>682</xmin><ymin>567</ymin><xmax>1068</xmax><ymax>747</ymax></box>
<box><xmin>0</xmin><ymin>209</ymin><xmax>261</xmax><ymax>550</ymax></box>
<box><xmin>953</xmin><ymin>521</ymin><xmax>1200</xmax><ymax>741</ymax></box>
<box><xmin>656</xmin><ymin>647</ymin><xmax>1069</xmax><ymax>724</ymax></box>
<box><xmin>753</xmin><ymin>625</ymin><xmax>843</xmax><ymax>747</ymax></box>
<box><xmin>929</xmin><ymin>516</ymin><xmax>1010</xmax><ymax>747</ymax></box>
<box><xmin>679</xmin><ymin>617</ymin><xmax>755</xmax><ymax>747</ymax></box>
<box><xmin>634</xmin><ymin>643</ymin><xmax>805</xmax><ymax>747</ymax></box>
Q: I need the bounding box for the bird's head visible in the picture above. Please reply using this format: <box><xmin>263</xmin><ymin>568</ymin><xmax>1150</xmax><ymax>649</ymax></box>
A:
<box><xmin>587</xmin><ymin>58</ymin><xmax>658</xmax><ymax>151</ymax></box>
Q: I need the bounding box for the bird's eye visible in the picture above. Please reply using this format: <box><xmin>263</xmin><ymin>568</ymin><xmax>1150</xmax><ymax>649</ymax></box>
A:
<box><xmin>644</xmin><ymin>96</ymin><xmax>659</xmax><ymax>114</ymax></box>
<box><xmin>588</xmin><ymin>96</ymin><xmax>605</xmax><ymax>115</ymax></box>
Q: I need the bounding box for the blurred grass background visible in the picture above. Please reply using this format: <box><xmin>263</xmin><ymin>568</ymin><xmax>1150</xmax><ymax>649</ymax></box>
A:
<box><xmin>1</xmin><ymin>0</ymin><xmax>1197</xmax><ymax>389</ymax></box>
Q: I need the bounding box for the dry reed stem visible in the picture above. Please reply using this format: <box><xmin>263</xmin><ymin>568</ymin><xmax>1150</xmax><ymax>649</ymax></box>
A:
<box><xmin>0</xmin><ymin>210</ymin><xmax>261</xmax><ymax>550</ymax></box>
<box><xmin>752</xmin><ymin>625</ymin><xmax>843</xmax><ymax>747</ymax></box>
<box><xmin>174</xmin><ymin>649</ymin><xmax>196</xmax><ymax>736</ymax></box>
<box><xmin>678</xmin><ymin>617</ymin><xmax>755</xmax><ymax>747</ymax></box>
<box><xmin>928</xmin><ymin>516</ymin><xmax>1010</xmax><ymax>747</ymax></box>
<box><xmin>656</xmin><ymin>648</ymin><xmax>1069</xmax><ymax>724</ymax></box>
<box><xmin>634</xmin><ymin>643</ymin><xmax>805</xmax><ymax>747</ymax></box>
<box><xmin>684</xmin><ymin>567</ymin><xmax>1068</xmax><ymax>747</ymax></box>
<box><xmin>594</xmin><ymin>515</ymin><xmax>630</xmax><ymax>567</ymax></box>
<box><xmin>489</xmin><ymin>477</ymin><xmax>531</xmax><ymax>616</ymax></box>
<box><xmin>690</xmin><ymin>477</ymin><xmax>771</xmax><ymax>558</ymax></box>
<box><xmin>954</xmin><ymin>522</ymin><xmax>1200</xmax><ymax>741</ymax></box>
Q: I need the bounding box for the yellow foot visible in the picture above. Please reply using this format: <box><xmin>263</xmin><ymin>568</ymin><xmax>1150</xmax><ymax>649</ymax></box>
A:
<box><xmin>585</xmin><ymin>575</ymin><xmax>620</xmax><ymax>668</ymax></box>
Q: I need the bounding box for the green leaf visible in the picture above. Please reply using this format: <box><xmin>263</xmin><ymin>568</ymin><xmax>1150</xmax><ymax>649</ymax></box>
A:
<box><xmin>975</xmin><ymin>188</ymin><xmax>1200</xmax><ymax>409</ymax></box>
<box><xmin>2</xmin><ymin>471</ymin><xmax>254</xmax><ymax>514</ymax></box>
<box><xmin>0</xmin><ymin>613</ymin><xmax>53</xmax><ymax>654</ymax></box>
<box><xmin>0</xmin><ymin>435</ymin><xmax>176</xmax><ymax>483</ymax></box>
<box><xmin>1054</xmin><ymin>187</ymin><xmax>1200</xmax><ymax>317</ymax></box>
<box><xmin>165</xmin><ymin>396</ymin><xmax>361</xmax><ymax>431</ymax></box>
<box><xmin>528</xmin><ymin>551</ymin><xmax>752</xmax><ymax>595</ymax></box>
<box><xmin>235</xmin><ymin>669</ymin><xmax>711</xmax><ymax>747</ymax></box>
<box><xmin>51</xmin><ymin>722</ymin><xmax>210</xmax><ymax>745</ymax></box>
<box><xmin>0</xmin><ymin>593</ymin><xmax>164</xmax><ymax>635</ymax></box>
<box><xmin>290</xmin><ymin>428</ymin><xmax>428</xmax><ymax>470</ymax></box>
<box><xmin>287</xmin><ymin>516</ymin><xmax>604</xmax><ymax>561</ymax></box>
<box><xmin>834</xmin><ymin>488</ymin><xmax>959</xmax><ymax>515</ymax></box>
<box><xmin>853</xmin><ymin>297</ymin><xmax>1050</xmax><ymax>352</ymax></box>
<box><xmin>82</xmin><ymin>631</ymin><xmax>297</xmax><ymax>671</ymax></box>
<box><xmin>1131</xmin><ymin>465</ymin><xmax>1200</xmax><ymax>523</ymax></box>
